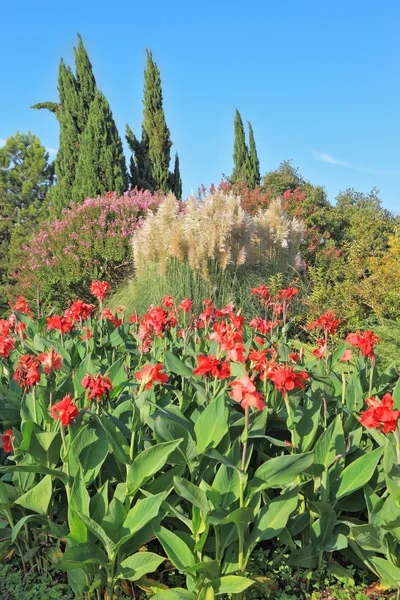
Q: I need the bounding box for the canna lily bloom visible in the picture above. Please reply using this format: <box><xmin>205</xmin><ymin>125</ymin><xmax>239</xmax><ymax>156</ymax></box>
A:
<box><xmin>90</xmin><ymin>280</ymin><xmax>111</xmax><ymax>300</ymax></box>
<box><xmin>193</xmin><ymin>355</ymin><xmax>231</xmax><ymax>380</ymax></box>
<box><xmin>102</xmin><ymin>308</ymin><xmax>122</xmax><ymax>328</ymax></box>
<box><xmin>249</xmin><ymin>317</ymin><xmax>274</xmax><ymax>335</ymax></box>
<box><xmin>64</xmin><ymin>299</ymin><xmax>95</xmax><ymax>322</ymax></box>
<box><xmin>162</xmin><ymin>296</ymin><xmax>174</xmax><ymax>307</ymax></box>
<box><xmin>11</xmin><ymin>296</ymin><xmax>33</xmax><ymax>316</ymax></box>
<box><xmin>82</xmin><ymin>373</ymin><xmax>112</xmax><ymax>402</ymax></box>
<box><xmin>38</xmin><ymin>347</ymin><xmax>62</xmax><ymax>374</ymax></box>
<box><xmin>129</xmin><ymin>313</ymin><xmax>139</xmax><ymax>324</ymax></box>
<box><xmin>134</xmin><ymin>363</ymin><xmax>168</xmax><ymax>389</ymax></box>
<box><xmin>51</xmin><ymin>394</ymin><xmax>79</xmax><ymax>426</ymax></box>
<box><xmin>0</xmin><ymin>320</ymin><xmax>11</xmax><ymax>336</ymax></box>
<box><xmin>279</xmin><ymin>287</ymin><xmax>299</xmax><ymax>300</ymax></box>
<box><xmin>251</xmin><ymin>286</ymin><xmax>270</xmax><ymax>300</ymax></box>
<box><xmin>80</xmin><ymin>326</ymin><xmax>93</xmax><ymax>340</ymax></box>
<box><xmin>47</xmin><ymin>315</ymin><xmax>73</xmax><ymax>334</ymax></box>
<box><xmin>178</xmin><ymin>298</ymin><xmax>192</xmax><ymax>313</ymax></box>
<box><xmin>312</xmin><ymin>339</ymin><xmax>327</xmax><ymax>360</ymax></box>
<box><xmin>0</xmin><ymin>336</ymin><xmax>15</xmax><ymax>359</ymax></box>
<box><xmin>346</xmin><ymin>331</ymin><xmax>380</xmax><ymax>360</ymax></box>
<box><xmin>360</xmin><ymin>393</ymin><xmax>400</xmax><ymax>434</ymax></box>
<box><xmin>340</xmin><ymin>349</ymin><xmax>353</xmax><ymax>362</ymax></box>
<box><xmin>267</xmin><ymin>365</ymin><xmax>309</xmax><ymax>394</ymax></box>
<box><xmin>307</xmin><ymin>311</ymin><xmax>341</xmax><ymax>335</ymax></box>
<box><xmin>13</xmin><ymin>355</ymin><xmax>41</xmax><ymax>391</ymax></box>
<box><xmin>1</xmin><ymin>429</ymin><xmax>13</xmax><ymax>453</ymax></box>
<box><xmin>229</xmin><ymin>376</ymin><xmax>265</xmax><ymax>411</ymax></box>
<box><xmin>15</xmin><ymin>322</ymin><xmax>27</xmax><ymax>338</ymax></box>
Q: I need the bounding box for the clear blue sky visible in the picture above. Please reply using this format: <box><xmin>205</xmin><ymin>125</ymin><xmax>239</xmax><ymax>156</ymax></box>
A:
<box><xmin>2</xmin><ymin>0</ymin><xmax>399</xmax><ymax>213</ymax></box>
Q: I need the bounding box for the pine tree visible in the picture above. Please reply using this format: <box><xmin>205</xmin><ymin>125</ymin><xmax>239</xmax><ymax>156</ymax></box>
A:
<box><xmin>248</xmin><ymin>121</ymin><xmax>260</xmax><ymax>188</ymax></box>
<box><xmin>231</xmin><ymin>109</ymin><xmax>252</xmax><ymax>186</ymax></box>
<box><xmin>126</xmin><ymin>49</ymin><xmax>179</xmax><ymax>193</ymax></box>
<box><xmin>73</xmin><ymin>91</ymin><xmax>128</xmax><ymax>201</ymax></box>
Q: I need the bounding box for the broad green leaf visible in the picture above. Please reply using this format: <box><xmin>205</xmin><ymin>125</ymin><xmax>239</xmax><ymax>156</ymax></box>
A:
<box><xmin>123</xmin><ymin>493</ymin><xmax>166</xmax><ymax>537</ymax></box>
<box><xmin>247</xmin><ymin>488</ymin><xmax>298</xmax><ymax>550</ymax></box>
<box><xmin>155</xmin><ymin>415</ymin><xmax>198</xmax><ymax>468</ymax></box>
<box><xmin>0</xmin><ymin>464</ymin><xmax>68</xmax><ymax>484</ymax></box>
<box><xmin>102</xmin><ymin>498</ymin><xmax>128</xmax><ymax>543</ymax></box>
<box><xmin>155</xmin><ymin>526</ymin><xmax>196</xmax><ymax>572</ymax></box>
<box><xmin>73</xmin><ymin>354</ymin><xmax>97</xmax><ymax>397</ymax></box>
<box><xmin>69</xmin><ymin>422</ymin><xmax>108</xmax><ymax>485</ymax></box>
<box><xmin>117</xmin><ymin>552</ymin><xmax>165</xmax><ymax>581</ymax></box>
<box><xmin>294</xmin><ymin>399</ymin><xmax>321</xmax><ymax>453</ymax></box>
<box><xmin>351</xmin><ymin>524</ymin><xmax>386</xmax><ymax>554</ymax></box>
<box><xmin>56</xmin><ymin>543</ymin><xmax>107</xmax><ymax>570</ymax></box>
<box><xmin>152</xmin><ymin>590</ymin><xmax>196</xmax><ymax>600</ymax></box>
<box><xmin>249</xmin><ymin>452</ymin><xmax>313</xmax><ymax>495</ymax></box>
<box><xmin>213</xmin><ymin>465</ymin><xmax>241</xmax><ymax>508</ymax></box>
<box><xmin>163</xmin><ymin>351</ymin><xmax>192</xmax><ymax>377</ymax></box>
<box><xmin>369</xmin><ymin>557</ymin><xmax>400</xmax><ymax>590</ymax></box>
<box><xmin>313</xmin><ymin>415</ymin><xmax>345</xmax><ymax>474</ymax></box>
<box><xmin>76</xmin><ymin>512</ymin><xmax>116</xmax><ymax>560</ymax></box>
<box><xmin>334</xmin><ymin>447</ymin><xmax>383</xmax><ymax>501</ymax></box>
<box><xmin>90</xmin><ymin>481</ymin><xmax>109</xmax><ymax>523</ymax></box>
<box><xmin>211</xmin><ymin>576</ymin><xmax>254</xmax><ymax>595</ymax></box>
<box><xmin>108</xmin><ymin>356</ymin><xmax>127</xmax><ymax>397</ymax></box>
<box><xmin>194</xmin><ymin>396</ymin><xmax>229</xmax><ymax>455</ymax></box>
<box><xmin>173</xmin><ymin>477</ymin><xmax>210</xmax><ymax>514</ymax></box>
<box><xmin>15</xmin><ymin>475</ymin><xmax>52</xmax><ymax>515</ymax></box>
<box><xmin>127</xmin><ymin>439</ymin><xmax>183</xmax><ymax>496</ymax></box>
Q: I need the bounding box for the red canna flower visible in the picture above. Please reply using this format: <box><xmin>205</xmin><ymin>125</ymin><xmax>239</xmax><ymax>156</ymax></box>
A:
<box><xmin>13</xmin><ymin>355</ymin><xmax>41</xmax><ymax>391</ymax></box>
<box><xmin>50</xmin><ymin>394</ymin><xmax>79</xmax><ymax>426</ymax></box>
<box><xmin>134</xmin><ymin>363</ymin><xmax>168</xmax><ymax>389</ymax></box>
<box><xmin>64</xmin><ymin>299</ymin><xmax>95</xmax><ymax>322</ymax></box>
<box><xmin>178</xmin><ymin>298</ymin><xmax>192</xmax><ymax>313</ymax></box>
<box><xmin>80</xmin><ymin>326</ymin><xmax>92</xmax><ymax>340</ymax></box>
<box><xmin>251</xmin><ymin>286</ymin><xmax>270</xmax><ymax>300</ymax></box>
<box><xmin>279</xmin><ymin>287</ymin><xmax>299</xmax><ymax>300</ymax></box>
<box><xmin>1</xmin><ymin>429</ymin><xmax>13</xmax><ymax>453</ymax></box>
<box><xmin>249</xmin><ymin>317</ymin><xmax>274</xmax><ymax>335</ymax></box>
<box><xmin>0</xmin><ymin>320</ymin><xmax>11</xmax><ymax>336</ymax></box>
<box><xmin>340</xmin><ymin>349</ymin><xmax>353</xmax><ymax>362</ymax></box>
<box><xmin>162</xmin><ymin>296</ymin><xmax>174</xmax><ymax>307</ymax></box>
<box><xmin>360</xmin><ymin>393</ymin><xmax>400</xmax><ymax>434</ymax></box>
<box><xmin>229</xmin><ymin>376</ymin><xmax>265</xmax><ymax>411</ymax></box>
<box><xmin>15</xmin><ymin>322</ymin><xmax>27</xmax><ymax>338</ymax></box>
<box><xmin>11</xmin><ymin>296</ymin><xmax>33</xmax><ymax>316</ymax></box>
<box><xmin>90</xmin><ymin>280</ymin><xmax>111</xmax><ymax>300</ymax></box>
<box><xmin>129</xmin><ymin>313</ymin><xmax>139</xmax><ymax>324</ymax></box>
<box><xmin>193</xmin><ymin>355</ymin><xmax>231</xmax><ymax>380</ymax></box>
<box><xmin>289</xmin><ymin>351</ymin><xmax>300</xmax><ymax>363</ymax></box>
<box><xmin>267</xmin><ymin>365</ymin><xmax>309</xmax><ymax>394</ymax></box>
<box><xmin>346</xmin><ymin>331</ymin><xmax>380</xmax><ymax>360</ymax></box>
<box><xmin>82</xmin><ymin>373</ymin><xmax>112</xmax><ymax>402</ymax></box>
<box><xmin>307</xmin><ymin>311</ymin><xmax>341</xmax><ymax>335</ymax></box>
<box><xmin>0</xmin><ymin>336</ymin><xmax>15</xmax><ymax>359</ymax></box>
<box><xmin>38</xmin><ymin>347</ymin><xmax>62</xmax><ymax>374</ymax></box>
<box><xmin>47</xmin><ymin>315</ymin><xmax>73</xmax><ymax>334</ymax></box>
<box><xmin>102</xmin><ymin>308</ymin><xmax>123</xmax><ymax>328</ymax></box>
<box><xmin>312</xmin><ymin>339</ymin><xmax>327</xmax><ymax>360</ymax></box>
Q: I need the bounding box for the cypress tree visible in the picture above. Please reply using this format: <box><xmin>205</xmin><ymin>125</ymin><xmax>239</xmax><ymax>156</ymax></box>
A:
<box><xmin>47</xmin><ymin>60</ymin><xmax>81</xmax><ymax>213</ymax></box>
<box><xmin>231</xmin><ymin>109</ymin><xmax>251</xmax><ymax>186</ymax></box>
<box><xmin>73</xmin><ymin>34</ymin><xmax>97</xmax><ymax>131</ymax></box>
<box><xmin>126</xmin><ymin>49</ymin><xmax>179</xmax><ymax>193</ymax></box>
<box><xmin>73</xmin><ymin>91</ymin><xmax>128</xmax><ymax>201</ymax></box>
<box><xmin>248</xmin><ymin>121</ymin><xmax>260</xmax><ymax>188</ymax></box>
<box><xmin>171</xmin><ymin>153</ymin><xmax>182</xmax><ymax>199</ymax></box>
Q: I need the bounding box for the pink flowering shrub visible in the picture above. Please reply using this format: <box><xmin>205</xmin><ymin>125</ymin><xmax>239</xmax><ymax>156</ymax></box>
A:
<box><xmin>11</xmin><ymin>189</ymin><xmax>163</xmax><ymax>309</ymax></box>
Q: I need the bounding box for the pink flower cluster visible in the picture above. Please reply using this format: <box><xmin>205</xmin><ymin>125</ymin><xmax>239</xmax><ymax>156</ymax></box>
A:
<box><xmin>20</xmin><ymin>190</ymin><xmax>163</xmax><ymax>272</ymax></box>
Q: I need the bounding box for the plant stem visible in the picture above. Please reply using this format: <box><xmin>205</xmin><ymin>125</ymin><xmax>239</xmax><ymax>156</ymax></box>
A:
<box><xmin>241</xmin><ymin>405</ymin><xmax>249</xmax><ymax>473</ymax></box>
<box><xmin>60</xmin><ymin>425</ymin><xmax>71</xmax><ymax>502</ymax></box>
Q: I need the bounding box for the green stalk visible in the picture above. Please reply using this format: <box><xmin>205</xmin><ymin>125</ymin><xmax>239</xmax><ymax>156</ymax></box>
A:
<box><xmin>60</xmin><ymin>425</ymin><xmax>71</xmax><ymax>502</ymax></box>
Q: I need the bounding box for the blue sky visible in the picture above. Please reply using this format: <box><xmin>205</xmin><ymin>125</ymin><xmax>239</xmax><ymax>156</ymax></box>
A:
<box><xmin>2</xmin><ymin>0</ymin><xmax>399</xmax><ymax>212</ymax></box>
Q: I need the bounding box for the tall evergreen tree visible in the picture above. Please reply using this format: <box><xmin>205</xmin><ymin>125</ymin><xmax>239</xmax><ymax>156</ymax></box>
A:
<box><xmin>248</xmin><ymin>121</ymin><xmax>260</xmax><ymax>188</ymax></box>
<box><xmin>171</xmin><ymin>153</ymin><xmax>182</xmax><ymax>199</ymax></box>
<box><xmin>73</xmin><ymin>91</ymin><xmax>128</xmax><ymax>201</ymax></box>
<box><xmin>33</xmin><ymin>35</ymin><xmax>125</xmax><ymax>211</ymax></box>
<box><xmin>0</xmin><ymin>132</ymin><xmax>53</xmax><ymax>307</ymax></box>
<box><xmin>126</xmin><ymin>49</ymin><xmax>180</xmax><ymax>194</ymax></box>
<box><xmin>231</xmin><ymin>109</ymin><xmax>252</xmax><ymax>187</ymax></box>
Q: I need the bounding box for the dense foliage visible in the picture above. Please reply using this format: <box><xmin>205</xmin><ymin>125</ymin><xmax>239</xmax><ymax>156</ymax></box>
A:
<box><xmin>10</xmin><ymin>190</ymin><xmax>162</xmax><ymax>310</ymax></box>
<box><xmin>1</xmin><ymin>283</ymin><xmax>400</xmax><ymax>598</ymax></box>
